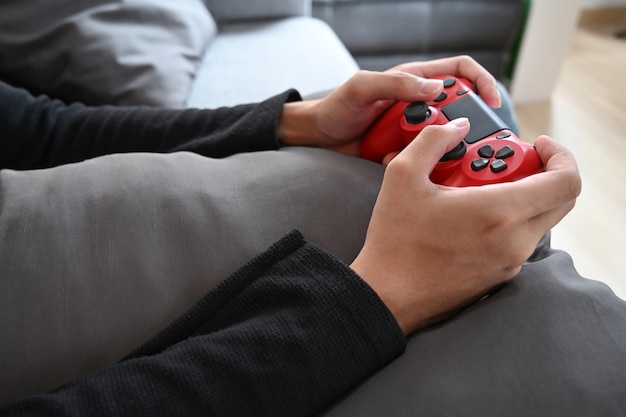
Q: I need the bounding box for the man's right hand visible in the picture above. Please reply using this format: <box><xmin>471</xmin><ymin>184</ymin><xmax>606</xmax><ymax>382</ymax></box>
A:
<box><xmin>350</xmin><ymin>118</ymin><xmax>581</xmax><ymax>335</ymax></box>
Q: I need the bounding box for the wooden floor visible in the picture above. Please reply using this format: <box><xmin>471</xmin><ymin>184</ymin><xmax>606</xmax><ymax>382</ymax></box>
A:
<box><xmin>514</xmin><ymin>7</ymin><xmax>626</xmax><ymax>300</ymax></box>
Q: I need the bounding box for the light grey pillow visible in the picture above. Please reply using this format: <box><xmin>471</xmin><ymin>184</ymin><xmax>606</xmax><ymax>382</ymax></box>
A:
<box><xmin>0</xmin><ymin>0</ymin><xmax>216</xmax><ymax>107</ymax></box>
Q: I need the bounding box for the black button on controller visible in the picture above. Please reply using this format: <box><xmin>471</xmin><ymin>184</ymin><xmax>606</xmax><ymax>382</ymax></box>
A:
<box><xmin>490</xmin><ymin>159</ymin><xmax>508</xmax><ymax>173</ymax></box>
<box><xmin>495</xmin><ymin>145</ymin><xmax>514</xmax><ymax>159</ymax></box>
<box><xmin>404</xmin><ymin>102</ymin><xmax>431</xmax><ymax>124</ymax></box>
<box><xmin>471</xmin><ymin>158</ymin><xmax>490</xmax><ymax>171</ymax></box>
<box><xmin>478</xmin><ymin>145</ymin><xmax>494</xmax><ymax>158</ymax></box>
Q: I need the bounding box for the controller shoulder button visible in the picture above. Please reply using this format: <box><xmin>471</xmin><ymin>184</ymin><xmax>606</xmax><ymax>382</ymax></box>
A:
<box><xmin>443</xmin><ymin>77</ymin><xmax>457</xmax><ymax>88</ymax></box>
<box><xmin>478</xmin><ymin>145</ymin><xmax>494</xmax><ymax>158</ymax></box>
<box><xmin>490</xmin><ymin>159</ymin><xmax>508</xmax><ymax>173</ymax></box>
<box><xmin>471</xmin><ymin>158</ymin><xmax>490</xmax><ymax>171</ymax></box>
<box><xmin>434</xmin><ymin>91</ymin><xmax>448</xmax><ymax>102</ymax></box>
<box><xmin>495</xmin><ymin>145</ymin><xmax>514</xmax><ymax>159</ymax></box>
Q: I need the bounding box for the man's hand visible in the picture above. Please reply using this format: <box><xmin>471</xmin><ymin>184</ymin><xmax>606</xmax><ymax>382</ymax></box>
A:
<box><xmin>277</xmin><ymin>56</ymin><xmax>500</xmax><ymax>155</ymax></box>
<box><xmin>350</xmin><ymin>119</ymin><xmax>582</xmax><ymax>335</ymax></box>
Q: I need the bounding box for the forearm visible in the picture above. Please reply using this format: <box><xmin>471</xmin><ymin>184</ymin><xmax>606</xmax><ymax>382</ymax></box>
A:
<box><xmin>0</xmin><ymin>231</ymin><xmax>405</xmax><ymax>416</ymax></box>
<box><xmin>0</xmin><ymin>80</ymin><xmax>302</xmax><ymax>169</ymax></box>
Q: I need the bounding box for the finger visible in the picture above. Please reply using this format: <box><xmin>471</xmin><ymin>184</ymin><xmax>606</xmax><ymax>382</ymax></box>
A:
<box><xmin>535</xmin><ymin>135</ymin><xmax>581</xmax><ymax>182</ymax></box>
<box><xmin>390</xmin><ymin>56</ymin><xmax>501</xmax><ymax>108</ymax></box>
<box><xmin>519</xmin><ymin>135</ymin><xmax>581</xmax><ymax>212</ymax></box>
<box><xmin>478</xmin><ymin>136</ymin><xmax>581</xmax><ymax>220</ymax></box>
<box><xmin>390</xmin><ymin>118</ymin><xmax>471</xmax><ymax>178</ymax></box>
<box><xmin>344</xmin><ymin>70</ymin><xmax>445</xmax><ymax>105</ymax></box>
<box><xmin>521</xmin><ymin>135</ymin><xmax>581</xmax><ymax>220</ymax></box>
<box><xmin>528</xmin><ymin>199</ymin><xmax>577</xmax><ymax>239</ymax></box>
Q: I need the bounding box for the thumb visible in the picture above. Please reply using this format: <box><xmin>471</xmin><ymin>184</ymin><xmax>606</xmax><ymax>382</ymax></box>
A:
<box><xmin>391</xmin><ymin>118</ymin><xmax>470</xmax><ymax>177</ymax></box>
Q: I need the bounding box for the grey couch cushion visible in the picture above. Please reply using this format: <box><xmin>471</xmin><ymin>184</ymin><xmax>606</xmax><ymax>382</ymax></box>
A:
<box><xmin>187</xmin><ymin>16</ymin><xmax>359</xmax><ymax>108</ymax></box>
<box><xmin>321</xmin><ymin>250</ymin><xmax>626</xmax><ymax>416</ymax></box>
<box><xmin>1</xmin><ymin>147</ymin><xmax>625</xmax><ymax>416</ymax></box>
<box><xmin>0</xmin><ymin>148</ymin><xmax>382</xmax><ymax>403</ymax></box>
<box><xmin>202</xmin><ymin>0</ymin><xmax>309</xmax><ymax>22</ymax></box>
<box><xmin>0</xmin><ymin>0</ymin><xmax>216</xmax><ymax>107</ymax></box>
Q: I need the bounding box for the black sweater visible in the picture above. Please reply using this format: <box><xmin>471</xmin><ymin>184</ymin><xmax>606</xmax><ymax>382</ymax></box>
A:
<box><xmin>0</xmin><ymin>80</ymin><xmax>300</xmax><ymax>170</ymax></box>
<box><xmin>0</xmin><ymin>82</ymin><xmax>406</xmax><ymax>415</ymax></box>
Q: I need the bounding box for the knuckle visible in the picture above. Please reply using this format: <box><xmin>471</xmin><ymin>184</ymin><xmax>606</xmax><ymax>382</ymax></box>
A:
<box><xmin>347</xmin><ymin>70</ymin><xmax>370</xmax><ymax>89</ymax></box>
<box><xmin>458</xmin><ymin>55</ymin><xmax>477</xmax><ymax>66</ymax></box>
<box><xmin>567</xmin><ymin>171</ymin><xmax>583</xmax><ymax>199</ymax></box>
<box><xmin>352</xmin><ymin>69</ymin><xmax>371</xmax><ymax>81</ymax></box>
<box><xmin>386</xmin><ymin>153</ymin><xmax>412</xmax><ymax>176</ymax></box>
<box><xmin>389</xmin><ymin>70</ymin><xmax>416</xmax><ymax>90</ymax></box>
<box><xmin>490</xmin><ymin>210</ymin><xmax>513</xmax><ymax>229</ymax></box>
<box><xmin>419</xmin><ymin>124</ymin><xmax>447</xmax><ymax>139</ymax></box>
<box><xmin>346</xmin><ymin>70</ymin><xmax>372</xmax><ymax>89</ymax></box>
<box><xmin>462</xmin><ymin>54</ymin><xmax>475</xmax><ymax>63</ymax></box>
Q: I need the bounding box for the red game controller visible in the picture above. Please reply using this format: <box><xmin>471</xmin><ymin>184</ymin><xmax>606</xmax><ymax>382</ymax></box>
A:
<box><xmin>361</xmin><ymin>75</ymin><xmax>543</xmax><ymax>187</ymax></box>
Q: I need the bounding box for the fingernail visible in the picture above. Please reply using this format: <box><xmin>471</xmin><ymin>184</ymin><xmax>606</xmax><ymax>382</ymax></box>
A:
<box><xmin>420</xmin><ymin>79</ymin><xmax>444</xmax><ymax>95</ymax></box>
<box><xmin>493</xmin><ymin>86</ymin><xmax>502</xmax><ymax>108</ymax></box>
<box><xmin>450</xmin><ymin>117</ymin><xmax>469</xmax><ymax>128</ymax></box>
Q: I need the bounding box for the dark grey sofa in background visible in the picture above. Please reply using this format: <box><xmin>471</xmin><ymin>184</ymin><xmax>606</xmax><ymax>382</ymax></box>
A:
<box><xmin>312</xmin><ymin>0</ymin><xmax>527</xmax><ymax>79</ymax></box>
<box><xmin>0</xmin><ymin>0</ymin><xmax>360</xmax><ymax>109</ymax></box>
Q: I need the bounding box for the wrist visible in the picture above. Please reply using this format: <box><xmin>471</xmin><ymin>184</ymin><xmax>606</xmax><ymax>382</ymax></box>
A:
<box><xmin>277</xmin><ymin>100</ymin><xmax>324</xmax><ymax>147</ymax></box>
<box><xmin>351</xmin><ymin>245</ymin><xmax>470</xmax><ymax>336</ymax></box>
<box><xmin>350</xmin><ymin>252</ymin><xmax>424</xmax><ymax>336</ymax></box>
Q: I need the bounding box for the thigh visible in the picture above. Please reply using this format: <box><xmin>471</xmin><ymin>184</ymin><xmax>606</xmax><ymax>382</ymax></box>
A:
<box><xmin>0</xmin><ymin>148</ymin><xmax>383</xmax><ymax>403</ymax></box>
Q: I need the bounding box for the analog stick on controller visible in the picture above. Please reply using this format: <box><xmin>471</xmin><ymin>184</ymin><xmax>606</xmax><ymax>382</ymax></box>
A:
<box><xmin>404</xmin><ymin>102</ymin><xmax>431</xmax><ymax>124</ymax></box>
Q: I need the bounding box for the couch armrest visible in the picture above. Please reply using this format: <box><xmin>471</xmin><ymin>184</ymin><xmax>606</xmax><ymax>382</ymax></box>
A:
<box><xmin>202</xmin><ymin>0</ymin><xmax>310</xmax><ymax>23</ymax></box>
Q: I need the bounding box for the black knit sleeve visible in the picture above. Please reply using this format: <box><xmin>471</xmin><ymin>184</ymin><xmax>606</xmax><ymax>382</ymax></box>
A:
<box><xmin>0</xmin><ymin>80</ymin><xmax>302</xmax><ymax>170</ymax></box>
<box><xmin>0</xmin><ymin>231</ymin><xmax>406</xmax><ymax>417</ymax></box>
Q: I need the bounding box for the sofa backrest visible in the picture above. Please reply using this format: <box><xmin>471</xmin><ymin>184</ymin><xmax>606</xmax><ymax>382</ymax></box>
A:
<box><xmin>202</xmin><ymin>0</ymin><xmax>310</xmax><ymax>23</ymax></box>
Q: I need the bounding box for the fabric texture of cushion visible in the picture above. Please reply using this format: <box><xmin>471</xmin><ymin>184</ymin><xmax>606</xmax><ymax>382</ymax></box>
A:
<box><xmin>0</xmin><ymin>148</ymin><xmax>383</xmax><ymax>403</ymax></box>
<box><xmin>0</xmin><ymin>0</ymin><xmax>216</xmax><ymax>107</ymax></box>
<box><xmin>1</xmin><ymin>148</ymin><xmax>625</xmax><ymax>416</ymax></box>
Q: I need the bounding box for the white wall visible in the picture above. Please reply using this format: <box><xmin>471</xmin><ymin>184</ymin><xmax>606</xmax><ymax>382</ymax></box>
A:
<box><xmin>581</xmin><ymin>0</ymin><xmax>626</xmax><ymax>7</ymax></box>
<box><xmin>510</xmin><ymin>0</ymin><xmax>582</xmax><ymax>103</ymax></box>
<box><xmin>511</xmin><ymin>0</ymin><xmax>626</xmax><ymax>104</ymax></box>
